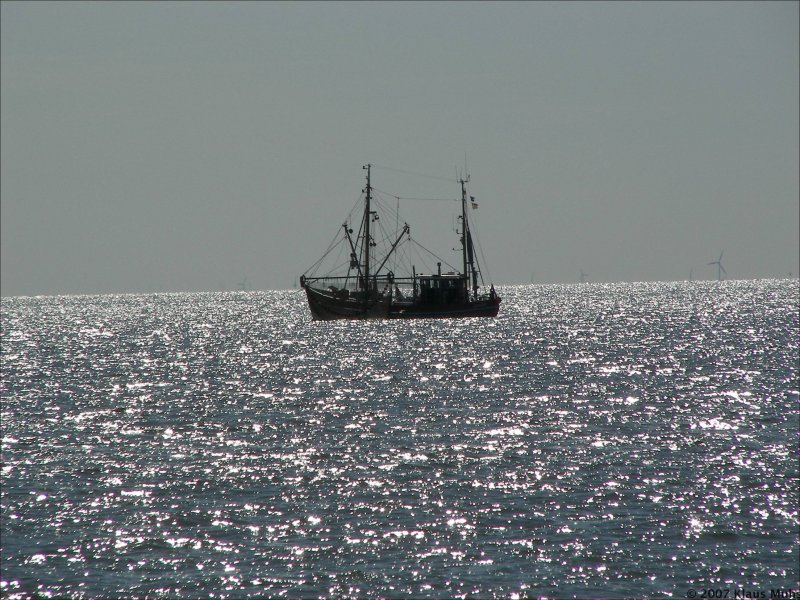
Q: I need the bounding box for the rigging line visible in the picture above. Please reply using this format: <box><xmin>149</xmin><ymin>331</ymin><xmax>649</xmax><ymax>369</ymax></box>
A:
<box><xmin>392</xmin><ymin>194</ymin><xmax>400</xmax><ymax>276</ymax></box>
<box><xmin>408</xmin><ymin>238</ymin><xmax>459</xmax><ymax>273</ymax></box>
<box><xmin>395</xmin><ymin>195</ymin><xmax>400</xmax><ymax>243</ymax></box>
<box><xmin>371</xmin><ymin>186</ymin><xmax>457</xmax><ymax>203</ymax></box>
<box><xmin>371</xmin><ymin>193</ymin><xmax>400</xmax><ymax>219</ymax></box>
<box><xmin>399</xmin><ymin>197</ymin><xmax>459</xmax><ymax>202</ymax></box>
<box><xmin>476</xmin><ymin>234</ymin><xmax>491</xmax><ymax>285</ymax></box>
<box><xmin>305</xmin><ymin>191</ymin><xmax>365</xmax><ymax>275</ymax></box>
<box><xmin>469</xmin><ymin>213</ymin><xmax>493</xmax><ymax>285</ymax></box>
<box><xmin>370</xmin><ymin>186</ymin><xmax>400</xmax><ymax>201</ymax></box>
<box><xmin>302</xmin><ymin>228</ymin><xmax>345</xmax><ymax>275</ymax></box>
<box><xmin>369</xmin><ymin>194</ymin><xmax>400</xmax><ymax>227</ymax></box>
<box><xmin>411</xmin><ymin>240</ymin><xmax>441</xmax><ymax>273</ymax></box>
<box><xmin>466</xmin><ymin>207</ymin><xmax>486</xmax><ymax>276</ymax></box>
<box><xmin>321</xmin><ymin>256</ymin><xmax>352</xmax><ymax>278</ymax></box>
<box><xmin>338</xmin><ymin>191</ymin><xmax>367</xmax><ymax>225</ymax></box>
<box><xmin>409</xmin><ymin>241</ymin><xmax>431</xmax><ymax>273</ymax></box>
<box><xmin>304</xmin><ymin>244</ymin><xmax>345</xmax><ymax>278</ymax></box>
<box><xmin>331</xmin><ymin>236</ymin><xmax>348</xmax><ymax>275</ymax></box>
<box><xmin>468</xmin><ymin>250</ymin><xmax>488</xmax><ymax>287</ymax></box>
<box><xmin>372</xmin><ymin>164</ymin><xmax>456</xmax><ymax>183</ymax></box>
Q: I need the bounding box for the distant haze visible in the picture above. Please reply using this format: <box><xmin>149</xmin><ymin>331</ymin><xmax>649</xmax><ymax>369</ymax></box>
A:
<box><xmin>2</xmin><ymin>2</ymin><xmax>798</xmax><ymax>296</ymax></box>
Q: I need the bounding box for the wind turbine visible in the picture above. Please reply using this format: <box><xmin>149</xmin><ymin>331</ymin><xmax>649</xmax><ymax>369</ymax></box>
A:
<box><xmin>707</xmin><ymin>251</ymin><xmax>727</xmax><ymax>281</ymax></box>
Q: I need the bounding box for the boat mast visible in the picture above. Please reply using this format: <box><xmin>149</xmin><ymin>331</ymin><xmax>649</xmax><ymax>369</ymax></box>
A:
<box><xmin>460</xmin><ymin>175</ymin><xmax>478</xmax><ymax>298</ymax></box>
<box><xmin>458</xmin><ymin>175</ymin><xmax>478</xmax><ymax>298</ymax></box>
<box><xmin>467</xmin><ymin>227</ymin><xmax>478</xmax><ymax>298</ymax></box>
<box><xmin>362</xmin><ymin>164</ymin><xmax>372</xmax><ymax>293</ymax></box>
<box><xmin>460</xmin><ymin>176</ymin><xmax>469</xmax><ymax>290</ymax></box>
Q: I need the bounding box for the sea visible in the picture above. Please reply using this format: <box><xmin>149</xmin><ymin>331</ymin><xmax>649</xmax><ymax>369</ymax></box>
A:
<box><xmin>1</xmin><ymin>280</ymin><xmax>798</xmax><ymax>600</ymax></box>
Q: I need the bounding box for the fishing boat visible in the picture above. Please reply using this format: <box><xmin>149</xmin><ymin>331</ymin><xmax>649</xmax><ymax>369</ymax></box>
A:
<box><xmin>299</xmin><ymin>164</ymin><xmax>501</xmax><ymax>320</ymax></box>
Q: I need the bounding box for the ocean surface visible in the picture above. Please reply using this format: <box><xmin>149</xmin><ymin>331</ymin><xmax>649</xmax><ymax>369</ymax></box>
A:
<box><xmin>2</xmin><ymin>280</ymin><xmax>798</xmax><ymax>599</ymax></box>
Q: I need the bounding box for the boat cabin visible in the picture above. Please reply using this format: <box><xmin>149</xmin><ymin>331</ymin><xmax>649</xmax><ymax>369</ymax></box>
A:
<box><xmin>417</xmin><ymin>273</ymin><xmax>468</xmax><ymax>305</ymax></box>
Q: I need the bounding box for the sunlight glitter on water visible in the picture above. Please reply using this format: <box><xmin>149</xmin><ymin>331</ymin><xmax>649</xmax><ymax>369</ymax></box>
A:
<box><xmin>1</xmin><ymin>281</ymin><xmax>798</xmax><ymax>598</ymax></box>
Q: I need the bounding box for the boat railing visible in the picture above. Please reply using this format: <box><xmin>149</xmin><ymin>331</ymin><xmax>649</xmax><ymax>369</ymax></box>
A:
<box><xmin>302</xmin><ymin>277</ymin><xmax>361</xmax><ymax>294</ymax></box>
<box><xmin>304</xmin><ymin>275</ymin><xmax>418</xmax><ymax>297</ymax></box>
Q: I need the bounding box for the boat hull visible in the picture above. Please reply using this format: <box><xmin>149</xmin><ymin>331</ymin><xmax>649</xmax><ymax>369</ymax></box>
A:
<box><xmin>303</xmin><ymin>285</ymin><xmax>500</xmax><ymax>321</ymax></box>
<box><xmin>389</xmin><ymin>299</ymin><xmax>500</xmax><ymax>319</ymax></box>
<box><xmin>303</xmin><ymin>286</ymin><xmax>391</xmax><ymax>321</ymax></box>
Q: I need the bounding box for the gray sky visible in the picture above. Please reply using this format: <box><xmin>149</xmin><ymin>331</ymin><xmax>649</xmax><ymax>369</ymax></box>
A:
<box><xmin>2</xmin><ymin>1</ymin><xmax>798</xmax><ymax>296</ymax></box>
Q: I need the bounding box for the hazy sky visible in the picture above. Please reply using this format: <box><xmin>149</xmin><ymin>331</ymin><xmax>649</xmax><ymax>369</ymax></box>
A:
<box><xmin>2</xmin><ymin>1</ymin><xmax>798</xmax><ymax>296</ymax></box>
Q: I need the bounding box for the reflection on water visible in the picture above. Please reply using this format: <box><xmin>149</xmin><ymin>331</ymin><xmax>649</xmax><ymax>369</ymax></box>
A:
<box><xmin>1</xmin><ymin>280</ymin><xmax>798</xmax><ymax>598</ymax></box>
